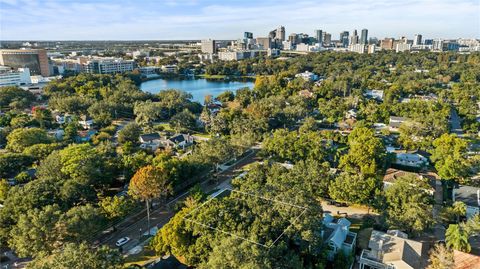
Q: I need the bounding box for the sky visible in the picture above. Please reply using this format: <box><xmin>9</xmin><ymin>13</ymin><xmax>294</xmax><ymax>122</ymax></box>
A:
<box><xmin>0</xmin><ymin>0</ymin><xmax>479</xmax><ymax>40</ymax></box>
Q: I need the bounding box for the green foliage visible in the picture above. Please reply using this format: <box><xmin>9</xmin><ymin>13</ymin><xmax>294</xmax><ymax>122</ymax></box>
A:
<box><xmin>0</xmin><ymin>86</ymin><xmax>35</xmax><ymax>110</ymax></box>
<box><xmin>329</xmin><ymin>172</ymin><xmax>380</xmax><ymax>205</ymax></box>
<box><xmin>431</xmin><ymin>134</ymin><xmax>469</xmax><ymax>181</ymax></box>
<box><xmin>339</xmin><ymin>127</ymin><xmax>386</xmax><ymax>176</ymax></box>
<box><xmin>27</xmin><ymin>243</ymin><xmax>123</xmax><ymax>269</ymax></box>
<box><xmin>333</xmin><ymin>250</ymin><xmax>354</xmax><ymax>269</ymax></box>
<box><xmin>445</xmin><ymin>224</ymin><xmax>471</xmax><ymax>252</ymax></box>
<box><xmin>118</xmin><ymin>122</ymin><xmax>142</xmax><ymax>144</ymax></box>
<box><xmin>23</xmin><ymin>143</ymin><xmax>62</xmax><ymax>161</ymax></box>
<box><xmin>169</xmin><ymin>109</ymin><xmax>197</xmax><ymax>133</ymax></box>
<box><xmin>6</xmin><ymin>127</ymin><xmax>51</xmax><ymax>152</ymax></box>
<box><xmin>0</xmin><ymin>179</ymin><xmax>9</xmax><ymax>203</ymax></box>
<box><xmin>9</xmin><ymin>204</ymin><xmax>62</xmax><ymax>257</ymax></box>
<box><xmin>384</xmin><ymin>174</ymin><xmax>434</xmax><ymax>235</ymax></box>
<box><xmin>427</xmin><ymin>244</ymin><xmax>454</xmax><ymax>269</ymax></box>
<box><xmin>99</xmin><ymin>195</ymin><xmax>137</xmax><ymax>219</ymax></box>
<box><xmin>0</xmin><ymin>152</ymin><xmax>34</xmax><ymax>178</ymax></box>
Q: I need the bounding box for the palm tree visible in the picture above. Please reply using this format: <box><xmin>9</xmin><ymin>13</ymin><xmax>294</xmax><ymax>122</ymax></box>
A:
<box><xmin>445</xmin><ymin>224</ymin><xmax>471</xmax><ymax>253</ymax></box>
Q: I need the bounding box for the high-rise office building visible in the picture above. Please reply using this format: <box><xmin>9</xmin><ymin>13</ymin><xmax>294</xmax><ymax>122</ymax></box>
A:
<box><xmin>315</xmin><ymin>30</ymin><xmax>323</xmax><ymax>44</ymax></box>
<box><xmin>323</xmin><ymin>33</ymin><xmax>332</xmax><ymax>45</ymax></box>
<box><xmin>277</xmin><ymin>26</ymin><xmax>286</xmax><ymax>41</ymax></box>
<box><xmin>360</xmin><ymin>29</ymin><xmax>368</xmax><ymax>44</ymax></box>
<box><xmin>201</xmin><ymin>39</ymin><xmax>216</xmax><ymax>54</ymax></box>
<box><xmin>350</xmin><ymin>30</ymin><xmax>359</xmax><ymax>45</ymax></box>
<box><xmin>244</xmin><ymin>32</ymin><xmax>253</xmax><ymax>39</ymax></box>
<box><xmin>0</xmin><ymin>48</ymin><xmax>50</xmax><ymax>76</ymax></box>
<box><xmin>340</xmin><ymin>31</ymin><xmax>349</xmax><ymax>47</ymax></box>
<box><xmin>256</xmin><ymin>37</ymin><xmax>272</xmax><ymax>49</ymax></box>
<box><xmin>380</xmin><ymin>38</ymin><xmax>395</xmax><ymax>50</ymax></box>
<box><xmin>413</xmin><ymin>34</ymin><xmax>423</xmax><ymax>46</ymax></box>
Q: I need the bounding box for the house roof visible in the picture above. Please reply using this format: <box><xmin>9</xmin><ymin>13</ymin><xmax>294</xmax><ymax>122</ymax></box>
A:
<box><xmin>140</xmin><ymin>133</ymin><xmax>161</xmax><ymax>142</ymax></box>
<box><xmin>368</xmin><ymin>230</ymin><xmax>425</xmax><ymax>269</ymax></box>
<box><xmin>323</xmin><ymin>214</ymin><xmax>351</xmax><ymax>249</ymax></box>
<box><xmin>455</xmin><ymin>185</ymin><xmax>480</xmax><ymax>208</ymax></box>
<box><xmin>390</xmin><ymin>116</ymin><xmax>408</xmax><ymax>122</ymax></box>
<box><xmin>383</xmin><ymin>168</ymin><xmax>437</xmax><ymax>191</ymax></box>
<box><xmin>454</xmin><ymin>250</ymin><xmax>480</xmax><ymax>269</ymax></box>
<box><xmin>168</xmin><ymin>134</ymin><xmax>191</xmax><ymax>144</ymax></box>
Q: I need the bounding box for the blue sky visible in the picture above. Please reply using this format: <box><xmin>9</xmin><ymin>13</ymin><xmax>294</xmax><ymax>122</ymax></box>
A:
<box><xmin>0</xmin><ymin>0</ymin><xmax>479</xmax><ymax>40</ymax></box>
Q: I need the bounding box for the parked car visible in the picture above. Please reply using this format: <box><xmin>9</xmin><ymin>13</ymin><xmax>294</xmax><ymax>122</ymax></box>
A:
<box><xmin>115</xmin><ymin>237</ymin><xmax>130</xmax><ymax>247</ymax></box>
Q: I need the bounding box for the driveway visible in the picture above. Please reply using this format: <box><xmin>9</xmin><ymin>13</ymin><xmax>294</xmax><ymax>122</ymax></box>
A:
<box><xmin>320</xmin><ymin>200</ymin><xmax>377</xmax><ymax>219</ymax></box>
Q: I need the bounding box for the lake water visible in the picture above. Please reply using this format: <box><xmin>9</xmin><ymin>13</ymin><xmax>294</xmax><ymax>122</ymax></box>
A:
<box><xmin>140</xmin><ymin>78</ymin><xmax>254</xmax><ymax>103</ymax></box>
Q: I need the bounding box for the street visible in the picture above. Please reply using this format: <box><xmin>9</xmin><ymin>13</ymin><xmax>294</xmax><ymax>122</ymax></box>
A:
<box><xmin>101</xmin><ymin>148</ymin><xmax>260</xmax><ymax>255</ymax></box>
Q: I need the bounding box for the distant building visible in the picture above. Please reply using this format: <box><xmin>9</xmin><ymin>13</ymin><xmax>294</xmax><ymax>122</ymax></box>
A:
<box><xmin>364</xmin><ymin>89</ymin><xmax>384</xmax><ymax>101</ymax></box>
<box><xmin>367</xmin><ymin>44</ymin><xmax>376</xmax><ymax>54</ymax></box>
<box><xmin>138</xmin><ymin>66</ymin><xmax>159</xmax><ymax>75</ymax></box>
<box><xmin>381</xmin><ymin>38</ymin><xmax>395</xmax><ymax>50</ymax></box>
<box><xmin>82</xmin><ymin>58</ymin><xmax>135</xmax><ymax>74</ymax></box>
<box><xmin>389</xmin><ymin>116</ymin><xmax>408</xmax><ymax>131</ymax></box>
<box><xmin>201</xmin><ymin>39</ymin><xmax>216</xmax><ymax>54</ymax></box>
<box><xmin>349</xmin><ymin>44</ymin><xmax>366</xmax><ymax>53</ymax></box>
<box><xmin>315</xmin><ymin>29</ymin><xmax>323</xmax><ymax>44</ymax></box>
<box><xmin>413</xmin><ymin>34</ymin><xmax>423</xmax><ymax>46</ymax></box>
<box><xmin>453</xmin><ymin>185</ymin><xmax>480</xmax><ymax>219</ymax></box>
<box><xmin>218</xmin><ymin>50</ymin><xmax>261</xmax><ymax>61</ymax></box>
<box><xmin>396</xmin><ymin>43</ymin><xmax>412</xmax><ymax>52</ymax></box>
<box><xmin>340</xmin><ymin>31</ymin><xmax>349</xmax><ymax>47</ymax></box>
<box><xmin>160</xmin><ymin>65</ymin><xmax>177</xmax><ymax>73</ymax></box>
<box><xmin>350</xmin><ymin>30</ymin><xmax>359</xmax><ymax>45</ymax></box>
<box><xmin>360</xmin><ymin>29</ymin><xmax>368</xmax><ymax>44</ymax></box>
<box><xmin>323</xmin><ymin>32</ymin><xmax>332</xmax><ymax>45</ymax></box>
<box><xmin>359</xmin><ymin>230</ymin><xmax>426</xmax><ymax>269</ymax></box>
<box><xmin>256</xmin><ymin>37</ymin><xmax>272</xmax><ymax>49</ymax></box>
<box><xmin>0</xmin><ymin>66</ymin><xmax>31</xmax><ymax>87</ymax></box>
<box><xmin>0</xmin><ymin>48</ymin><xmax>50</xmax><ymax>76</ymax></box>
<box><xmin>295</xmin><ymin>71</ymin><xmax>319</xmax><ymax>81</ymax></box>
<box><xmin>276</xmin><ymin>26</ymin><xmax>286</xmax><ymax>41</ymax></box>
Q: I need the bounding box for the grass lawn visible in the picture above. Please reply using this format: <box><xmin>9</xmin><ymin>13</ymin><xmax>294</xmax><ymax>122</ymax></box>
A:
<box><xmin>124</xmin><ymin>247</ymin><xmax>158</xmax><ymax>267</ymax></box>
<box><xmin>347</xmin><ymin>217</ymin><xmax>363</xmax><ymax>233</ymax></box>
<box><xmin>155</xmin><ymin>122</ymin><xmax>173</xmax><ymax>132</ymax></box>
<box><xmin>357</xmin><ymin>228</ymin><xmax>373</xmax><ymax>250</ymax></box>
<box><xmin>193</xmin><ymin>132</ymin><xmax>212</xmax><ymax>138</ymax></box>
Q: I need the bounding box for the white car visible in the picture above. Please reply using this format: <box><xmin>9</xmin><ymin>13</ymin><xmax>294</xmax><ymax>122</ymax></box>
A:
<box><xmin>115</xmin><ymin>237</ymin><xmax>130</xmax><ymax>247</ymax></box>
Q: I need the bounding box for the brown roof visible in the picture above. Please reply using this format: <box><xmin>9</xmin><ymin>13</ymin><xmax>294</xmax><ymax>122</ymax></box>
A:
<box><xmin>454</xmin><ymin>250</ymin><xmax>480</xmax><ymax>269</ymax></box>
<box><xmin>383</xmin><ymin>168</ymin><xmax>437</xmax><ymax>191</ymax></box>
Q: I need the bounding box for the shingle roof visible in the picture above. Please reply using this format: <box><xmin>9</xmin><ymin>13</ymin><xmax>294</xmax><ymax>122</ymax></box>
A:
<box><xmin>455</xmin><ymin>185</ymin><xmax>480</xmax><ymax>208</ymax></box>
<box><xmin>140</xmin><ymin>133</ymin><xmax>161</xmax><ymax>142</ymax></box>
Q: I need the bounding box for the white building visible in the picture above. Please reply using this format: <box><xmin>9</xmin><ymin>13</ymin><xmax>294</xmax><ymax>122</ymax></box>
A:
<box><xmin>295</xmin><ymin>71</ymin><xmax>319</xmax><ymax>81</ymax></box>
<box><xmin>349</xmin><ymin>44</ymin><xmax>366</xmax><ymax>53</ymax></box>
<box><xmin>83</xmin><ymin>58</ymin><xmax>135</xmax><ymax>74</ymax></box>
<box><xmin>322</xmin><ymin>214</ymin><xmax>357</xmax><ymax>261</ymax></box>
<box><xmin>364</xmin><ymin>89</ymin><xmax>384</xmax><ymax>101</ymax></box>
<box><xmin>160</xmin><ymin>65</ymin><xmax>177</xmax><ymax>73</ymax></box>
<box><xmin>0</xmin><ymin>66</ymin><xmax>31</xmax><ymax>87</ymax></box>
<box><xmin>201</xmin><ymin>39</ymin><xmax>216</xmax><ymax>54</ymax></box>
<box><xmin>218</xmin><ymin>50</ymin><xmax>260</xmax><ymax>61</ymax></box>
<box><xmin>396</xmin><ymin>43</ymin><xmax>412</xmax><ymax>52</ymax></box>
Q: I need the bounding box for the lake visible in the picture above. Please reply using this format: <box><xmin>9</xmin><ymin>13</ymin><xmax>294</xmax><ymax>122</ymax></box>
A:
<box><xmin>140</xmin><ymin>78</ymin><xmax>254</xmax><ymax>103</ymax></box>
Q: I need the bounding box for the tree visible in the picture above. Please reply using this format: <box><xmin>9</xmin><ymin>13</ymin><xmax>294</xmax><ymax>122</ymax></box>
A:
<box><xmin>333</xmin><ymin>251</ymin><xmax>354</xmax><ymax>269</ymax></box>
<box><xmin>117</xmin><ymin>122</ymin><xmax>142</xmax><ymax>144</ymax></box>
<box><xmin>427</xmin><ymin>244</ymin><xmax>454</xmax><ymax>269</ymax></box>
<box><xmin>0</xmin><ymin>179</ymin><xmax>9</xmax><ymax>203</ymax></box>
<box><xmin>0</xmin><ymin>86</ymin><xmax>35</xmax><ymax>110</ymax></box>
<box><xmin>191</xmin><ymin>137</ymin><xmax>234</xmax><ymax>171</ymax></box>
<box><xmin>431</xmin><ymin>134</ymin><xmax>469</xmax><ymax>181</ymax></box>
<box><xmin>133</xmin><ymin>100</ymin><xmax>163</xmax><ymax>126</ymax></box>
<box><xmin>215</xmin><ymin>90</ymin><xmax>235</xmax><ymax>104</ymax></box>
<box><xmin>56</xmin><ymin>204</ymin><xmax>107</xmax><ymax>243</ymax></box>
<box><xmin>329</xmin><ymin>172</ymin><xmax>380</xmax><ymax>205</ymax></box>
<box><xmin>129</xmin><ymin>165</ymin><xmax>173</xmax><ymax>235</ymax></box>
<box><xmin>99</xmin><ymin>196</ymin><xmax>136</xmax><ymax>219</ymax></box>
<box><xmin>384</xmin><ymin>174</ymin><xmax>434</xmax><ymax>235</ymax></box>
<box><xmin>445</xmin><ymin>224</ymin><xmax>471</xmax><ymax>252</ymax></box>
<box><xmin>27</xmin><ymin>243</ymin><xmax>123</xmax><ymax>269</ymax></box>
<box><xmin>339</xmin><ymin>127</ymin><xmax>386</xmax><ymax>176</ymax></box>
<box><xmin>0</xmin><ymin>153</ymin><xmax>34</xmax><ymax>178</ymax></box>
<box><xmin>9</xmin><ymin>204</ymin><xmax>62</xmax><ymax>258</ymax></box>
<box><xmin>6</xmin><ymin>127</ymin><xmax>51</xmax><ymax>152</ymax></box>
<box><xmin>169</xmin><ymin>109</ymin><xmax>197</xmax><ymax>133</ymax></box>
<box><xmin>32</xmin><ymin>107</ymin><xmax>53</xmax><ymax>128</ymax></box>
<box><xmin>23</xmin><ymin>143</ymin><xmax>62</xmax><ymax>161</ymax></box>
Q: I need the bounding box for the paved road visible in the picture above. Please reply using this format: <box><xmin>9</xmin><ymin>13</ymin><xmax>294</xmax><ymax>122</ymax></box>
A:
<box><xmin>320</xmin><ymin>201</ymin><xmax>376</xmax><ymax>219</ymax></box>
<box><xmin>101</xmin><ymin>148</ymin><xmax>260</xmax><ymax>255</ymax></box>
<box><xmin>450</xmin><ymin>108</ymin><xmax>464</xmax><ymax>136</ymax></box>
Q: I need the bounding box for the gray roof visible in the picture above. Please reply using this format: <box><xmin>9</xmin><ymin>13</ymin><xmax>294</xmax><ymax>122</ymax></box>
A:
<box><xmin>455</xmin><ymin>185</ymin><xmax>480</xmax><ymax>208</ymax></box>
<box><xmin>140</xmin><ymin>133</ymin><xmax>161</xmax><ymax>142</ymax></box>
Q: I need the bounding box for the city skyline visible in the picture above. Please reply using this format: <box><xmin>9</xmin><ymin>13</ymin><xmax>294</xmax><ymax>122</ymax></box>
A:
<box><xmin>0</xmin><ymin>0</ymin><xmax>479</xmax><ymax>40</ymax></box>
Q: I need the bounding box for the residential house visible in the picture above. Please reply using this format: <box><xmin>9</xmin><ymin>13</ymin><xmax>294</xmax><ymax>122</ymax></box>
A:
<box><xmin>388</xmin><ymin>116</ymin><xmax>408</xmax><ymax>131</ymax></box>
<box><xmin>383</xmin><ymin>168</ymin><xmax>437</xmax><ymax>195</ymax></box>
<box><xmin>295</xmin><ymin>71</ymin><xmax>319</xmax><ymax>82</ymax></box>
<box><xmin>55</xmin><ymin>114</ymin><xmax>72</xmax><ymax>124</ymax></box>
<box><xmin>359</xmin><ymin>230</ymin><xmax>427</xmax><ymax>269</ymax></box>
<box><xmin>78</xmin><ymin>116</ymin><xmax>94</xmax><ymax>130</ymax></box>
<box><xmin>139</xmin><ymin>133</ymin><xmax>162</xmax><ymax>151</ymax></box>
<box><xmin>322</xmin><ymin>214</ymin><xmax>357</xmax><ymax>261</ymax></box>
<box><xmin>453</xmin><ymin>185</ymin><xmax>480</xmax><ymax>219</ymax></box>
<box><xmin>298</xmin><ymin>89</ymin><xmax>314</xmax><ymax>98</ymax></box>
<box><xmin>345</xmin><ymin>109</ymin><xmax>358</xmax><ymax>120</ymax></box>
<box><xmin>387</xmin><ymin>148</ymin><xmax>430</xmax><ymax>169</ymax></box>
<box><xmin>453</xmin><ymin>250</ymin><xmax>480</xmax><ymax>269</ymax></box>
<box><xmin>364</xmin><ymin>90</ymin><xmax>384</xmax><ymax>101</ymax></box>
<box><xmin>162</xmin><ymin>134</ymin><xmax>194</xmax><ymax>150</ymax></box>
